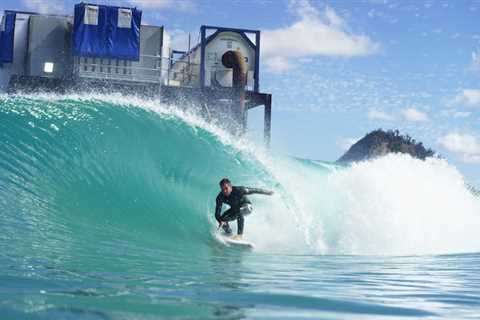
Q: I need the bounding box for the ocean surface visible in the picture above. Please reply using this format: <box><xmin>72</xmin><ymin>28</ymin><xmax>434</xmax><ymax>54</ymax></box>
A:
<box><xmin>1</xmin><ymin>94</ymin><xmax>480</xmax><ymax>319</ymax></box>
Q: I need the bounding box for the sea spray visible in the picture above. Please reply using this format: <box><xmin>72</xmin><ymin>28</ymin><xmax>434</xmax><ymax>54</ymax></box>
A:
<box><xmin>1</xmin><ymin>94</ymin><xmax>479</xmax><ymax>259</ymax></box>
<box><xmin>248</xmin><ymin>153</ymin><xmax>480</xmax><ymax>255</ymax></box>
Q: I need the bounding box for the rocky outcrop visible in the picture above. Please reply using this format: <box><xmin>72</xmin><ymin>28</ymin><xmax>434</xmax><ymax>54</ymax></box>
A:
<box><xmin>338</xmin><ymin>129</ymin><xmax>435</xmax><ymax>163</ymax></box>
<box><xmin>337</xmin><ymin>130</ymin><xmax>480</xmax><ymax>197</ymax></box>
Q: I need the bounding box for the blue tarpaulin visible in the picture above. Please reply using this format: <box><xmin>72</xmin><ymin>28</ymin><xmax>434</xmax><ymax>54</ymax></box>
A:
<box><xmin>73</xmin><ymin>3</ymin><xmax>141</xmax><ymax>61</ymax></box>
<box><xmin>0</xmin><ymin>12</ymin><xmax>16</xmax><ymax>63</ymax></box>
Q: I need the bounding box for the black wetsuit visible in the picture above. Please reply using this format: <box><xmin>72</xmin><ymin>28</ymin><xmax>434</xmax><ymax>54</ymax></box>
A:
<box><xmin>215</xmin><ymin>186</ymin><xmax>271</xmax><ymax>235</ymax></box>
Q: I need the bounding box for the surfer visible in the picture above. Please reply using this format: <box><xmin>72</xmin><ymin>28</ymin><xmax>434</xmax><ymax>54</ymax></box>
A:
<box><xmin>215</xmin><ymin>178</ymin><xmax>273</xmax><ymax>240</ymax></box>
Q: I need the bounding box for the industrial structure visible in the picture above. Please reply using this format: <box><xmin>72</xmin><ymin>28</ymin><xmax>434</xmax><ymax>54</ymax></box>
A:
<box><xmin>0</xmin><ymin>3</ymin><xmax>272</xmax><ymax>144</ymax></box>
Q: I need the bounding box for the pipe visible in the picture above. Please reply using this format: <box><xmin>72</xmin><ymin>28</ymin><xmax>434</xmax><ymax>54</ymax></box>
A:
<box><xmin>222</xmin><ymin>50</ymin><xmax>246</xmax><ymax>132</ymax></box>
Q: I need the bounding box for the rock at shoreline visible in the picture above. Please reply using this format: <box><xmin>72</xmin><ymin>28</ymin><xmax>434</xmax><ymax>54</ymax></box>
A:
<box><xmin>338</xmin><ymin>129</ymin><xmax>435</xmax><ymax>163</ymax></box>
<box><xmin>336</xmin><ymin>129</ymin><xmax>480</xmax><ymax>197</ymax></box>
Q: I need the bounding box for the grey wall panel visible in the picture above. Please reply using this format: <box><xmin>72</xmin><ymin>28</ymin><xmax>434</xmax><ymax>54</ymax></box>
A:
<box><xmin>0</xmin><ymin>67</ymin><xmax>12</xmax><ymax>91</ymax></box>
<box><xmin>11</xmin><ymin>13</ymin><xmax>30</xmax><ymax>75</ymax></box>
<box><xmin>27</xmin><ymin>15</ymin><xmax>72</xmax><ymax>78</ymax></box>
<box><xmin>131</xmin><ymin>25</ymin><xmax>163</xmax><ymax>81</ymax></box>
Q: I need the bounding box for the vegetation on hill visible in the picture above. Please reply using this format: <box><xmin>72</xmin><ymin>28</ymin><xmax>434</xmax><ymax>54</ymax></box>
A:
<box><xmin>337</xmin><ymin>129</ymin><xmax>435</xmax><ymax>163</ymax></box>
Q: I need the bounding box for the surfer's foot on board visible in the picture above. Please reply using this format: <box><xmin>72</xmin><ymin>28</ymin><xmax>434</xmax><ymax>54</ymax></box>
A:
<box><xmin>230</xmin><ymin>234</ymin><xmax>242</xmax><ymax>240</ymax></box>
<box><xmin>221</xmin><ymin>223</ymin><xmax>232</xmax><ymax>235</ymax></box>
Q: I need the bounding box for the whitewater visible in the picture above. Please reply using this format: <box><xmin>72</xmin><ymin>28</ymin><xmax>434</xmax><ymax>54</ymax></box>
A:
<box><xmin>1</xmin><ymin>94</ymin><xmax>480</xmax><ymax>319</ymax></box>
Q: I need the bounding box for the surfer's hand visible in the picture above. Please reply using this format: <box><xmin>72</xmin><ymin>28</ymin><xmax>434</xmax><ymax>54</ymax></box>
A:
<box><xmin>218</xmin><ymin>221</ymin><xmax>225</xmax><ymax>228</ymax></box>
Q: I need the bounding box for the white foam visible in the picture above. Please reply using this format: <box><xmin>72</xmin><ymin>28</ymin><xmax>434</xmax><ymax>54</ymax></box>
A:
<box><xmin>250</xmin><ymin>153</ymin><xmax>480</xmax><ymax>256</ymax></box>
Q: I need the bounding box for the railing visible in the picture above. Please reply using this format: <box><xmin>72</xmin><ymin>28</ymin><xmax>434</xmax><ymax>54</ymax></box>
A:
<box><xmin>72</xmin><ymin>54</ymin><xmax>253</xmax><ymax>89</ymax></box>
<box><xmin>73</xmin><ymin>54</ymin><xmax>162</xmax><ymax>84</ymax></box>
<box><xmin>165</xmin><ymin>58</ymin><xmax>254</xmax><ymax>90</ymax></box>
<box><xmin>166</xmin><ymin>59</ymin><xmax>201</xmax><ymax>87</ymax></box>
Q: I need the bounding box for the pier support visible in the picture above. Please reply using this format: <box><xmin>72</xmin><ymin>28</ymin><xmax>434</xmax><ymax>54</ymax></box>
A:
<box><xmin>222</xmin><ymin>50</ymin><xmax>247</xmax><ymax>133</ymax></box>
<box><xmin>264</xmin><ymin>94</ymin><xmax>272</xmax><ymax>147</ymax></box>
<box><xmin>160</xmin><ymin>85</ymin><xmax>272</xmax><ymax>147</ymax></box>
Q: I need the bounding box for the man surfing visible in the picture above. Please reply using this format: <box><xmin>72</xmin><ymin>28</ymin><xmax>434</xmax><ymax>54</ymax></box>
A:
<box><xmin>215</xmin><ymin>178</ymin><xmax>273</xmax><ymax>240</ymax></box>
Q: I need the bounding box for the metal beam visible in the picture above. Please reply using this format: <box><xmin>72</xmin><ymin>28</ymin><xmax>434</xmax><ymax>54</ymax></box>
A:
<box><xmin>264</xmin><ymin>94</ymin><xmax>272</xmax><ymax>147</ymax></box>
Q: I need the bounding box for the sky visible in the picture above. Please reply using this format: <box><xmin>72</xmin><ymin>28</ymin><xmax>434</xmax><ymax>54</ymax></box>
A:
<box><xmin>2</xmin><ymin>0</ymin><xmax>480</xmax><ymax>187</ymax></box>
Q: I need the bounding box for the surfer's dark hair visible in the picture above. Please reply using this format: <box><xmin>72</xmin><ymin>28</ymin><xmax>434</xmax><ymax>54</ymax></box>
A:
<box><xmin>219</xmin><ymin>178</ymin><xmax>231</xmax><ymax>187</ymax></box>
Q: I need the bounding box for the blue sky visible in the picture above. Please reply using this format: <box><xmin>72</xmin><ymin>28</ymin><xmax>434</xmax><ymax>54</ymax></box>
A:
<box><xmin>2</xmin><ymin>0</ymin><xmax>480</xmax><ymax>186</ymax></box>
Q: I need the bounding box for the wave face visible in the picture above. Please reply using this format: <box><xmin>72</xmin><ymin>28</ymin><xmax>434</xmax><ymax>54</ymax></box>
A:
<box><xmin>1</xmin><ymin>94</ymin><xmax>480</xmax><ymax>260</ymax></box>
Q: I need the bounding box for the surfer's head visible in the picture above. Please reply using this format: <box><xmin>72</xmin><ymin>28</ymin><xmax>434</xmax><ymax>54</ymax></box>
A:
<box><xmin>219</xmin><ymin>178</ymin><xmax>232</xmax><ymax>197</ymax></box>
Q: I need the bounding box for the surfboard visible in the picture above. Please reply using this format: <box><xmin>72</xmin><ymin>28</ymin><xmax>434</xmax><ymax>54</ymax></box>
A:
<box><xmin>222</xmin><ymin>235</ymin><xmax>254</xmax><ymax>249</ymax></box>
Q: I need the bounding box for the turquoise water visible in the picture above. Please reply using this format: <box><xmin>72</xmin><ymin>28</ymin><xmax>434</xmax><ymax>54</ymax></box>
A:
<box><xmin>1</xmin><ymin>95</ymin><xmax>480</xmax><ymax>319</ymax></box>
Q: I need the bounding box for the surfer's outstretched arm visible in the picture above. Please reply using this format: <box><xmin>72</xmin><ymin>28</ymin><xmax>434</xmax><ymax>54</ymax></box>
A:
<box><xmin>243</xmin><ymin>187</ymin><xmax>274</xmax><ymax>196</ymax></box>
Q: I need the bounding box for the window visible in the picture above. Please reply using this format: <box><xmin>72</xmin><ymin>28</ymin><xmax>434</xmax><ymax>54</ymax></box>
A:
<box><xmin>43</xmin><ymin>62</ymin><xmax>54</xmax><ymax>73</ymax></box>
<box><xmin>123</xmin><ymin>60</ymin><xmax>132</xmax><ymax>75</ymax></box>
<box><xmin>118</xmin><ymin>8</ymin><xmax>132</xmax><ymax>28</ymax></box>
<box><xmin>84</xmin><ymin>5</ymin><xmax>99</xmax><ymax>25</ymax></box>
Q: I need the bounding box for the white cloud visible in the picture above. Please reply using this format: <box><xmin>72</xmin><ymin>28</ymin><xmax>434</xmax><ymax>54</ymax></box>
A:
<box><xmin>337</xmin><ymin>137</ymin><xmax>359</xmax><ymax>151</ymax></box>
<box><xmin>164</xmin><ymin>28</ymin><xmax>194</xmax><ymax>52</ymax></box>
<box><xmin>440</xmin><ymin>109</ymin><xmax>471</xmax><ymax>119</ymax></box>
<box><xmin>264</xmin><ymin>56</ymin><xmax>293</xmax><ymax>73</ymax></box>
<box><xmin>451</xmin><ymin>33</ymin><xmax>461</xmax><ymax>39</ymax></box>
<box><xmin>367</xmin><ymin>0</ymin><xmax>390</xmax><ymax>5</ymax></box>
<box><xmin>127</xmin><ymin>0</ymin><xmax>195</xmax><ymax>11</ymax></box>
<box><xmin>20</xmin><ymin>0</ymin><xmax>195</xmax><ymax>14</ymax></box>
<box><xmin>161</xmin><ymin>29</ymin><xmax>195</xmax><ymax>79</ymax></box>
<box><xmin>401</xmin><ymin>107</ymin><xmax>429</xmax><ymax>122</ymax></box>
<box><xmin>261</xmin><ymin>0</ymin><xmax>380</xmax><ymax>72</ymax></box>
<box><xmin>452</xmin><ymin>89</ymin><xmax>480</xmax><ymax>107</ymax></box>
<box><xmin>452</xmin><ymin>111</ymin><xmax>471</xmax><ymax>118</ymax></box>
<box><xmin>367</xmin><ymin>108</ymin><xmax>394</xmax><ymax>121</ymax></box>
<box><xmin>439</xmin><ymin>133</ymin><xmax>480</xmax><ymax>163</ymax></box>
<box><xmin>21</xmin><ymin>0</ymin><xmax>67</xmax><ymax>14</ymax></box>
